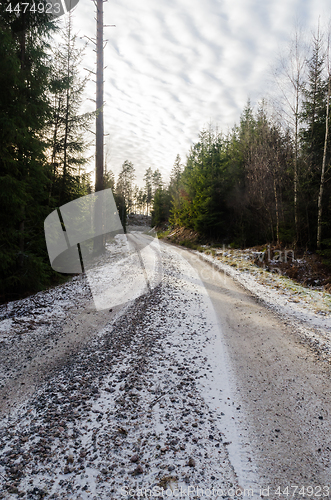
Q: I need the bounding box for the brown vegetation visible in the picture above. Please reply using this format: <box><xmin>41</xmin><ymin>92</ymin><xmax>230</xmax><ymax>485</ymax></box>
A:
<box><xmin>161</xmin><ymin>227</ymin><xmax>331</xmax><ymax>292</ymax></box>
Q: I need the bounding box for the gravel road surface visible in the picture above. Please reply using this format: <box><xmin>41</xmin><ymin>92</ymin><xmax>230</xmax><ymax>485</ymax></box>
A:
<box><xmin>0</xmin><ymin>237</ymin><xmax>330</xmax><ymax>499</ymax></box>
<box><xmin>172</xmin><ymin>245</ymin><xmax>331</xmax><ymax>496</ymax></box>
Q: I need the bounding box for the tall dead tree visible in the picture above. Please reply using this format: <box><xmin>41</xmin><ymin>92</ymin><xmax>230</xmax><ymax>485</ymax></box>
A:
<box><xmin>91</xmin><ymin>0</ymin><xmax>105</xmax><ymax>255</ymax></box>
<box><xmin>85</xmin><ymin>0</ymin><xmax>115</xmax><ymax>253</ymax></box>
<box><xmin>95</xmin><ymin>0</ymin><xmax>104</xmax><ymax>194</ymax></box>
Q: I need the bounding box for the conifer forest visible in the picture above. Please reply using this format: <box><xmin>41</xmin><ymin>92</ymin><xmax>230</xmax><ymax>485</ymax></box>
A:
<box><xmin>1</xmin><ymin>6</ymin><xmax>331</xmax><ymax>301</ymax></box>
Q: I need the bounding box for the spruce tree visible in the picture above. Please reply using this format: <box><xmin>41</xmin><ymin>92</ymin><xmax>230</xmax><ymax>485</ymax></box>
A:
<box><xmin>143</xmin><ymin>167</ymin><xmax>153</xmax><ymax>216</ymax></box>
<box><xmin>152</xmin><ymin>169</ymin><xmax>163</xmax><ymax>196</ymax></box>
<box><xmin>0</xmin><ymin>7</ymin><xmax>56</xmax><ymax>298</ymax></box>
<box><xmin>300</xmin><ymin>30</ymin><xmax>331</xmax><ymax>247</ymax></box>
<box><xmin>301</xmin><ymin>31</ymin><xmax>327</xmax><ymax>171</ymax></box>
<box><xmin>116</xmin><ymin>160</ymin><xmax>135</xmax><ymax>214</ymax></box>
<box><xmin>151</xmin><ymin>188</ymin><xmax>171</xmax><ymax>227</ymax></box>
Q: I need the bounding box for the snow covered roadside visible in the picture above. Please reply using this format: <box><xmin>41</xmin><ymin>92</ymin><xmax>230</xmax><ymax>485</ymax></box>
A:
<box><xmin>0</xmin><ymin>231</ymin><xmax>160</xmax><ymax>411</ymax></box>
<box><xmin>193</xmin><ymin>248</ymin><xmax>331</xmax><ymax>361</ymax></box>
<box><xmin>0</xmin><ymin>275</ymin><xmax>92</xmax><ymax>392</ymax></box>
<box><xmin>0</xmin><ymin>276</ymin><xmax>91</xmax><ymax>343</ymax></box>
<box><xmin>0</xmin><ymin>245</ymin><xmax>254</xmax><ymax>499</ymax></box>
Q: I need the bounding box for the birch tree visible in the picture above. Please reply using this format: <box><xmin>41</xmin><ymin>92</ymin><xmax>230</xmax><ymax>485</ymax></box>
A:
<box><xmin>273</xmin><ymin>29</ymin><xmax>307</xmax><ymax>244</ymax></box>
<box><xmin>317</xmin><ymin>31</ymin><xmax>331</xmax><ymax>249</ymax></box>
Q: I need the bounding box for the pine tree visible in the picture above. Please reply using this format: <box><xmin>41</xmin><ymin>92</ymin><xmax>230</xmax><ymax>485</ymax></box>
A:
<box><xmin>136</xmin><ymin>188</ymin><xmax>147</xmax><ymax>214</ymax></box>
<box><xmin>143</xmin><ymin>167</ymin><xmax>153</xmax><ymax>215</ymax></box>
<box><xmin>103</xmin><ymin>170</ymin><xmax>115</xmax><ymax>191</ymax></box>
<box><xmin>301</xmin><ymin>30</ymin><xmax>327</xmax><ymax>171</ymax></box>
<box><xmin>116</xmin><ymin>160</ymin><xmax>135</xmax><ymax>213</ymax></box>
<box><xmin>46</xmin><ymin>13</ymin><xmax>94</xmax><ymax>206</ymax></box>
<box><xmin>168</xmin><ymin>155</ymin><xmax>183</xmax><ymax>225</ymax></box>
<box><xmin>169</xmin><ymin>155</ymin><xmax>182</xmax><ymax>191</ymax></box>
<box><xmin>152</xmin><ymin>169</ymin><xmax>163</xmax><ymax>195</ymax></box>
<box><xmin>0</xmin><ymin>7</ymin><xmax>56</xmax><ymax>298</ymax></box>
<box><xmin>151</xmin><ymin>188</ymin><xmax>171</xmax><ymax>227</ymax></box>
<box><xmin>300</xmin><ymin>29</ymin><xmax>331</xmax><ymax>247</ymax></box>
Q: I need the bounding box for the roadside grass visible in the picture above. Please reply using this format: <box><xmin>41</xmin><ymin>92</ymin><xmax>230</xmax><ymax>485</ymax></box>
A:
<box><xmin>156</xmin><ymin>226</ymin><xmax>331</xmax><ymax>311</ymax></box>
<box><xmin>157</xmin><ymin>228</ymin><xmax>172</xmax><ymax>239</ymax></box>
<box><xmin>206</xmin><ymin>247</ymin><xmax>331</xmax><ymax>315</ymax></box>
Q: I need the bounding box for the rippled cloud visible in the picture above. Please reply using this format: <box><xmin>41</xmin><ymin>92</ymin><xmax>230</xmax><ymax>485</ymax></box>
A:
<box><xmin>69</xmin><ymin>0</ymin><xmax>331</xmax><ymax>184</ymax></box>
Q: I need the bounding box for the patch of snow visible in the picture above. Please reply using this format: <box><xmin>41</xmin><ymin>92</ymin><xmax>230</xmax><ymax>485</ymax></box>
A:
<box><xmin>194</xmin><ymin>250</ymin><xmax>331</xmax><ymax>363</ymax></box>
<box><xmin>0</xmin><ymin>243</ymin><xmax>253</xmax><ymax>499</ymax></box>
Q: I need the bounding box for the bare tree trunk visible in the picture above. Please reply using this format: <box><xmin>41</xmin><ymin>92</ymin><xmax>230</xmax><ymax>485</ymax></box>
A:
<box><xmin>95</xmin><ymin>0</ymin><xmax>104</xmax><ymax>193</ymax></box>
<box><xmin>294</xmin><ymin>92</ymin><xmax>299</xmax><ymax>245</ymax></box>
<box><xmin>93</xmin><ymin>0</ymin><xmax>105</xmax><ymax>254</ymax></box>
<box><xmin>268</xmin><ymin>210</ymin><xmax>275</xmax><ymax>243</ymax></box>
<box><xmin>49</xmin><ymin>96</ymin><xmax>62</xmax><ymax>203</ymax></box>
<box><xmin>273</xmin><ymin>177</ymin><xmax>280</xmax><ymax>245</ymax></box>
<box><xmin>60</xmin><ymin>16</ymin><xmax>72</xmax><ymax>205</ymax></box>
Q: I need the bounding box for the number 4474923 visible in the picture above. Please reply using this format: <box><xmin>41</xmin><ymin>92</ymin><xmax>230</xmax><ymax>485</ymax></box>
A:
<box><xmin>275</xmin><ymin>486</ymin><xmax>329</xmax><ymax>496</ymax></box>
<box><xmin>4</xmin><ymin>2</ymin><xmax>61</xmax><ymax>13</ymax></box>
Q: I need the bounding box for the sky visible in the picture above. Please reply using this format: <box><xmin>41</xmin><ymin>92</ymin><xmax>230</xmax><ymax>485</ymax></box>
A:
<box><xmin>60</xmin><ymin>0</ymin><xmax>331</xmax><ymax>187</ymax></box>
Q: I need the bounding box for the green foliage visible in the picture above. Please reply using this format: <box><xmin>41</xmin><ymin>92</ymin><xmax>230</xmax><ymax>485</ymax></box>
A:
<box><xmin>143</xmin><ymin>167</ymin><xmax>153</xmax><ymax>215</ymax></box>
<box><xmin>103</xmin><ymin>170</ymin><xmax>115</xmax><ymax>191</ymax></box>
<box><xmin>317</xmin><ymin>239</ymin><xmax>331</xmax><ymax>267</ymax></box>
<box><xmin>300</xmin><ymin>33</ymin><xmax>328</xmax><ymax>169</ymax></box>
<box><xmin>157</xmin><ymin>228</ymin><xmax>172</xmax><ymax>239</ymax></box>
<box><xmin>295</xmin><ymin>31</ymin><xmax>331</xmax><ymax>248</ymax></box>
<box><xmin>114</xmin><ymin>193</ymin><xmax>127</xmax><ymax>233</ymax></box>
<box><xmin>179</xmin><ymin>240</ymin><xmax>199</xmax><ymax>250</ymax></box>
<box><xmin>0</xmin><ymin>13</ymin><xmax>56</xmax><ymax>299</ymax></box>
<box><xmin>0</xmin><ymin>12</ymin><xmax>94</xmax><ymax>301</ymax></box>
<box><xmin>170</xmin><ymin>127</ymin><xmax>245</xmax><ymax>239</ymax></box>
<box><xmin>168</xmin><ymin>105</ymin><xmax>305</xmax><ymax>247</ymax></box>
<box><xmin>116</xmin><ymin>160</ymin><xmax>135</xmax><ymax>214</ymax></box>
<box><xmin>2</xmin><ymin>18</ymin><xmax>331</xmax><ymax>301</ymax></box>
<box><xmin>151</xmin><ymin>188</ymin><xmax>171</xmax><ymax>227</ymax></box>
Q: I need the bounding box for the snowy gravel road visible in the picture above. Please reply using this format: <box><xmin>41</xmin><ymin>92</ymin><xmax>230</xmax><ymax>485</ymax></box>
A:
<box><xmin>0</xmin><ymin>237</ymin><xmax>245</xmax><ymax>500</ymax></box>
<box><xmin>0</xmin><ymin>238</ymin><xmax>331</xmax><ymax>499</ymax></box>
<box><xmin>168</xmin><ymin>245</ymin><xmax>331</xmax><ymax>494</ymax></box>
